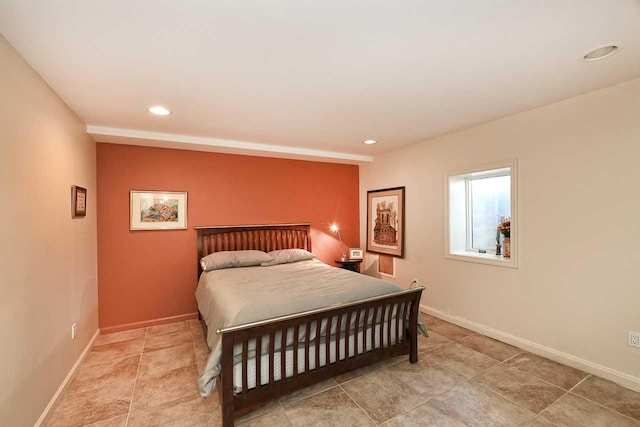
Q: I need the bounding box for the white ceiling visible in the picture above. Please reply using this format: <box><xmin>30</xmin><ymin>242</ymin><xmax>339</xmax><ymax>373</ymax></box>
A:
<box><xmin>2</xmin><ymin>1</ymin><xmax>640</xmax><ymax>163</ymax></box>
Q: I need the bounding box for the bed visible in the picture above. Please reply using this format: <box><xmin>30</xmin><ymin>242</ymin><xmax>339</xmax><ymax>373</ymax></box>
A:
<box><xmin>194</xmin><ymin>223</ymin><xmax>424</xmax><ymax>426</ymax></box>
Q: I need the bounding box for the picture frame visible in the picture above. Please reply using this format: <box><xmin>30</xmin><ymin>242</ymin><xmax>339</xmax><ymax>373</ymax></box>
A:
<box><xmin>367</xmin><ymin>186</ymin><xmax>405</xmax><ymax>257</ymax></box>
<box><xmin>130</xmin><ymin>191</ymin><xmax>188</xmax><ymax>230</ymax></box>
<box><xmin>349</xmin><ymin>248</ymin><xmax>363</xmax><ymax>259</ymax></box>
<box><xmin>72</xmin><ymin>186</ymin><xmax>87</xmax><ymax>217</ymax></box>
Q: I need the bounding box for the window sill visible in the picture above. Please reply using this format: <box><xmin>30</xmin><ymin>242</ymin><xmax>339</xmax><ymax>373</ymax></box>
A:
<box><xmin>446</xmin><ymin>251</ymin><xmax>517</xmax><ymax>269</ymax></box>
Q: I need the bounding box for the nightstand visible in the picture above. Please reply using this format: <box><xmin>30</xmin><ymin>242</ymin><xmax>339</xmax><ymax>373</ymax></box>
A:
<box><xmin>335</xmin><ymin>258</ymin><xmax>363</xmax><ymax>273</ymax></box>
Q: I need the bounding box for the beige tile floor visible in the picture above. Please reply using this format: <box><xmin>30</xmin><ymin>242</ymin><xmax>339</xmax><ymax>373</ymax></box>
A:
<box><xmin>47</xmin><ymin>314</ymin><xmax>640</xmax><ymax>426</ymax></box>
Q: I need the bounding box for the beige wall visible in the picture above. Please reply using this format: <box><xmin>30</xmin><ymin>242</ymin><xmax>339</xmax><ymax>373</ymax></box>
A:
<box><xmin>0</xmin><ymin>35</ymin><xmax>98</xmax><ymax>425</ymax></box>
<box><xmin>360</xmin><ymin>77</ymin><xmax>640</xmax><ymax>388</ymax></box>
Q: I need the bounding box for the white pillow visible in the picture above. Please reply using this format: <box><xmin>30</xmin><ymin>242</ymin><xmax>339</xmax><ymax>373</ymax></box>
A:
<box><xmin>261</xmin><ymin>249</ymin><xmax>316</xmax><ymax>266</ymax></box>
<box><xmin>200</xmin><ymin>250</ymin><xmax>273</xmax><ymax>272</ymax></box>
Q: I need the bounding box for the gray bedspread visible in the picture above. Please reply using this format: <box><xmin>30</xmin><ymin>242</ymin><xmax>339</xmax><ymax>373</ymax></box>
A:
<box><xmin>195</xmin><ymin>259</ymin><xmax>422</xmax><ymax>397</ymax></box>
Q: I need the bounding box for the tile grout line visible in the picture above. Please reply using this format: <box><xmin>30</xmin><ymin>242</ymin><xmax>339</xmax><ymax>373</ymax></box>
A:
<box><xmin>420</xmin><ymin>318</ymin><xmax>585</xmax><ymax>423</ymax></box>
<box><xmin>528</xmin><ymin>414</ymin><xmax>560</xmax><ymax>427</ymax></box>
<box><xmin>80</xmin><ymin>336</ymin><xmax>147</xmax><ymax>370</ymax></box>
<box><xmin>426</xmin><ymin>321</ymin><xmax>640</xmax><ymax>425</ymax></box>
<box><xmin>280</xmin><ymin>382</ymin><xmax>340</xmax><ymax>407</ymax></box>
<box><xmin>188</xmin><ymin>321</ymin><xmax>210</xmax><ymax>423</ymax></box>
<box><xmin>427</xmin><ymin>341</ymin><xmax>544</xmax><ymax>422</ymax></box>
<box><xmin>337</xmin><ymin>383</ymin><xmax>381</xmax><ymax>425</ymax></box>
<box><xmin>463</xmin><ymin>350</ymin><xmax>561</xmax><ymax>419</ymax></box>
<box><xmin>499</xmin><ymin>352</ymin><xmax>591</xmax><ymax>393</ymax></box>
<box><xmin>535</xmin><ymin>374</ymin><xmax>592</xmax><ymax>425</ymax></box>
<box><xmin>277</xmin><ymin>322</ymin><xmax>410</xmax><ymax>419</ymax></box>
<box><xmin>427</xmin><ymin>316</ymin><xmax>603</xmax><ymax>397</ymax></box>
<box><xmin>277</xmin><ymin>401</ymin><xmax>295</xmax><ymax>427</ymax></box>
<box><xmin>124</xmin><ymin>328</ymin><xmax>148</xmax><ymax>427</ymax></box>
<box><xmin>336</xmin><ymin>330</ymin><xmax>513</xmax><ymax>425</ymax></box>
<box><xmin>470</xmin><ymin>382</ymin><xmax>540</xmax><ymax>422</ymax></box>
<box><xmin>567</xmin><ymin>398</ymin><xmax>640</xmax><ymax>425</ymax></box>
<box><xmin>341</xmin><ymin>344</ymin><xmax>470</xmax><ymax>426</ymax></box>
<box><xmin>430</xmin><ymin>321</ymin><xmax>621</xmax><ymax>420</ymax></box>
<box><xmin>51</xmin><ymin>331</ymin><xmax>148</xmax><ymax>426</ymax></box>
<box><xmin>383</xmin><ymin>385</ymin><xmax>465</xmax><ymax>426</ymax></box>
<box><xmin>424</xmin><ymin>350</ymin><xmax>527</xmax><ymax>424</ymax></box>
<box><xmin>333</xmin><ymin>321</ymin><xmax>465</xmax><ymax>388</ymax></box>
<box><xmin>406</xmin><ymin>394</ymin><xmax>471</xmax><ymax>427</ymax></box>
<box><xmin>563</xmin><ymin>378</ymin><xmax>640</xmax><ymax>425</ymax></box>
<box><xmin>461</xmin><ymin>343</ymin><xmax>592</xmax><ymax>423</ymax></box>
<box><xmin>379</xmin><ymin>402</ymin><xmax>438</xmax><ymax>425</ymax></box>
<box><xmin>390</xmin><ymin>340</ymin><xmax>480</xmax><ymax>426</ymax></box>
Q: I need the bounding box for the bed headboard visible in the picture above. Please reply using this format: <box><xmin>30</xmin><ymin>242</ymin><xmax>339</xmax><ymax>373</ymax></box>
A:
<box><xmin>195</xmin><ymin>223</ymin><xmax>311</xmax><ymax>273</ymax></box>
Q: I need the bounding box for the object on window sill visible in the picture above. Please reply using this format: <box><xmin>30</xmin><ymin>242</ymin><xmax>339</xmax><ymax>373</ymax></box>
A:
<box><xmin>497</xmin><ymin>218</ymin><xmax>511</xmax><ymax>238</ymax></box>
<box><xmin>497</xmin><ymin>217</ymin><xmax>511</xmax><ymax>258</ymax></box>
<box><xmin>503</xmin><ymin>237</ymin><xmax>511</xmax><ymax>258</ymax></box>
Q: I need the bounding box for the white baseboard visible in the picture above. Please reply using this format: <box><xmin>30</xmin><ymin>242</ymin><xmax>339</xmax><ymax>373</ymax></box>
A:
<box><xmin>420</xmin><ymin>304</ymin><xmax>640</xmax><ymax>393</ymax></box>
<box><xmin>34</xmin><ymin>329</ymin><xmax>100</xmax><ymax>427</ymax></box>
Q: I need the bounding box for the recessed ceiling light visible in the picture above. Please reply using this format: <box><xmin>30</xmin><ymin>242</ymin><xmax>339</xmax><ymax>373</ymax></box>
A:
<box><xmin>148</xmin><ymin>105</ymin><xmax>171</xmax><ymax>116</ymax></box>
<box><xmin>583</xmin><ymin>45</ymin><xmax>618</xmax><ymax>62</ymax></box>
<box><xmin>363</xmin><ymin>139</ymin><xmax>377</xmax><ymax>145</ymax></box>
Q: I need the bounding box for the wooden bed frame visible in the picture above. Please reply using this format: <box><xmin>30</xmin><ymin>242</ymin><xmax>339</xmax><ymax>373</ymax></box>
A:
<box><xmin>195</xmin><ymin>223</ymin><xmax>424</xmax><ymax>427</ymax></box>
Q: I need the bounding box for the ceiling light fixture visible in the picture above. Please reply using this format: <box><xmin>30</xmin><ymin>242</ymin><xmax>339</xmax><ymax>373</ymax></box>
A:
<box><xmin>583</xmin><ymin>45</ymin><xmax>618</xmax><ymax>62</ymax></box>
<box><xmin>363</xmin><ymin>139</ymin><xmax>377</xmax><ymax>145</ymax></box>
<box><xmin>148</xmin><ymin>105</ymin><xmax>171</xmax><ymax>116</ymax></box>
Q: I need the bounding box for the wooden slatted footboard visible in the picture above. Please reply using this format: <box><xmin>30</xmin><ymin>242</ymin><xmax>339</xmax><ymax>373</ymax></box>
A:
<box><xmin>217</xmin><ymin>287</ymin><xmax>424</xmax><ymax>426</ymax></box>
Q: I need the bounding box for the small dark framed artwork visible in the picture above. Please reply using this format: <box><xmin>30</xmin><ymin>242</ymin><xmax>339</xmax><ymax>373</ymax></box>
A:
<box><xmin>72</xmin><ymin>186</ymin><xmax>87</xmax><ymax>217</ymax></box>
<box><xmin>367</xmin><ymin>186</ymin><xmax>405</xmax><ymax>257</ymax></box>
<box><xmin>349</xmin><ymin>248</ymin><xmax>364</xmax><ymax>259</ymax></box>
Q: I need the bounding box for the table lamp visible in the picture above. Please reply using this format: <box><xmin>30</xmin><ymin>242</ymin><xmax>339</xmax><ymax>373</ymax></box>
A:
<box><xmin>330</xmin><ymin>224</ymin><xmax>347</xmax><ymax>260</ymax></box>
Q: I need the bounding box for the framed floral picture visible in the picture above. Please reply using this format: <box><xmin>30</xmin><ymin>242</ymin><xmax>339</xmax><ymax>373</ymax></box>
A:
<box><xmin>130</xmin><ymin>191</ymin><xmax>188</xmax><ymax>230</ymax></box>
<box><xmin>367</xmin><ymin>187</ymin><xmax>405</xmax><ymax>257</ymax></box>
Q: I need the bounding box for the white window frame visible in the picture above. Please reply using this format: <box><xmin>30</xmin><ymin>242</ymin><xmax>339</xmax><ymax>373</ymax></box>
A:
<box><xmin>445</xmin><ymin>160</ymin><xmax>518</xmax><ymax>269</ymax></box>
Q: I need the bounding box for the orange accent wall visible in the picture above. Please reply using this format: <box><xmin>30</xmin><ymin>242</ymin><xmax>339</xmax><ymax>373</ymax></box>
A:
<box><xmin>97</xmin><ymin>143</ymin><xmax>359</xmax><ymax>330</ymax></box>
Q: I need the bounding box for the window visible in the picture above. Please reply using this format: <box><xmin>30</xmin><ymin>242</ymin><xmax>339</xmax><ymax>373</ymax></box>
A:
<box><xmin>446</xmin><ymin>160</ymin><xmax>517</xmax><ymax>268</ymax></box>
<box><xmin>469</xmin><ymin>172</ymin><xmax>510</xmax><ymax>252</ymax></box>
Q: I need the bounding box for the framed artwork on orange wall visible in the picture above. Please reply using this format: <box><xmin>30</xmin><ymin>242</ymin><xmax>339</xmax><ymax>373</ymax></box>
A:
<box><xmin>130</xmin><ymin>190</ymin><xmax>188</xmax><ymax>230</ymax></box>
<box><xmin>366</xmin><ymin>186</ymin><xmax>405</xmax><ymax>257</ymax></box>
